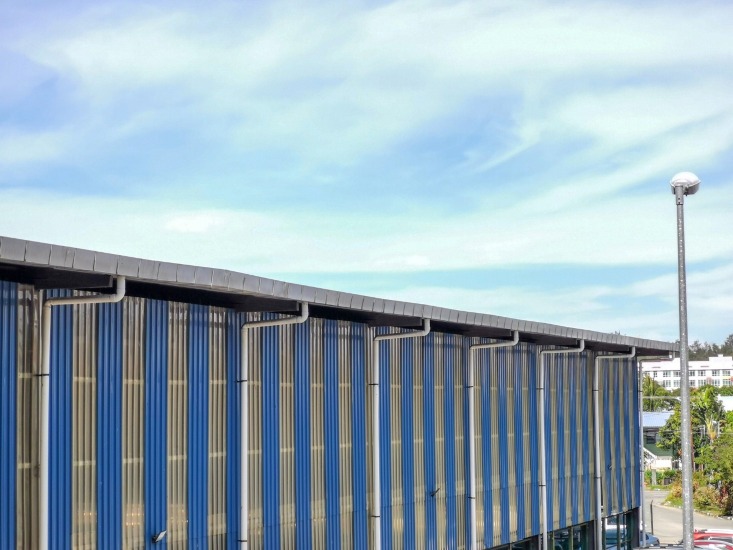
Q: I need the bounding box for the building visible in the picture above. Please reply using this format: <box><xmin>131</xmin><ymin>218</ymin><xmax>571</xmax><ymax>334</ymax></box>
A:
<box><xmin>0</xmin><ymin>236</ymin><xmax>675</xmax><ymax>550</ymax></box>
<box><xmin>641</xmin><ymin>356</ymin><xmax>733</xmax><ymax>389</ymax></box>
<box><xmin>641</xmin><ymin>412</ymin><xmax>674</xmax><ymax>471</ymax></box>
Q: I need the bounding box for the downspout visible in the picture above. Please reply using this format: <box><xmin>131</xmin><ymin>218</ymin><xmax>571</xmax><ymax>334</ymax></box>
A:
<box><xmin>635</xmin><ymin>355</ymin><xmax>668</xmax><ymax>548</ymax></box>
<box><xmin>370</xmin><ymin>319</ymin><xmax>431</xmax><ymax>550</ymax></box>
<box><xmin>539</xmin><ymin>339</ymin><xmax>585</xmax><ymax>550</ymax></box>
<box><xmin>239</xmin><ymin>302</ymin><xmax>309</xmax><ymax>550</ymax></box>
<box><xmin>468</xmin><ymin>330</ymin><xmax>520</xmax><ymax>550</ymax></box>
<box><xmin>40</xmin><ymin>276</ymin><xmax>127</xmax><ymax>550</ymax></box>
<box><xmin>593</xmin><ymin>347</ymin><xmax>636</xmax><ymax>550</ymax></box>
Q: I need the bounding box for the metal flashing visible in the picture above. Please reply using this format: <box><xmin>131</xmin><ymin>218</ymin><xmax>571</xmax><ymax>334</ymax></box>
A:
<box><xmin>0</xmin><ymin>236</ymin><xmax>676</xmax><ymax>354</ymax></box>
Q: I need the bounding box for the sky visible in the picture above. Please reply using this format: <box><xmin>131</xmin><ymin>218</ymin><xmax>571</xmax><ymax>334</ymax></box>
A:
<box><xmin>1</xmin><ymin>0</ymin><xmax>732</xmax><ymax>344</ymax></box>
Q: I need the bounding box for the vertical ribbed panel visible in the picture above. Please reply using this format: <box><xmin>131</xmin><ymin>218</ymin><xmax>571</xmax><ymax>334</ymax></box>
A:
<box><xmin>168</xmin><ymin>302</ymin><xmax>188</xmax><ymax>547</ymax></box>
<box><xmin>49</xmin><ymin>290</ymin><xmax>73</xmax><ymax>550</ymax></box>
<box><xmin>631</xmin><ymin>359</ymin><xmax>641</xmax><ymax>509</ymax></box>
<box><xmin>528</xmin><ymin>344</ymin><xmax>540</xmax><ymax>536</ymax></box>
<box><xmin>122</xmin><ymin>298</ymin><xmax>145</xmax><ymax>548</ymax></box>
<box><xmin>280</xmin><ymin>322</ymin><xmax>295</xmax><ymax>548</ymax></box>
<box><xmin>145</xmin><ymin>300</ymin><xmax>168</xmax><ymax>549</ymax></box>
<box><xmin>378</xmin><ymin>329</ymin><xmax>393</xmax><ymax>550</ymax></box>
<box><xmin>226</xmin><ymin>310</ymin><xmax>243</xmax><ymax>549</ymax></box>
<box><xmin>350</xmin><ymin>322</ymin><xmax>368</xmax><ymax>550</ymax></box>
<box><xmin>73</xmin><ymin>300</ymin><xmax>97</xmax><ymax>549</ymax></box>
<box><xmin>261</xmin><ymin>316</ymin><xmax>280</xmax><ymax>548</ymax></box>
<box><xmin>412</xmin><ymin>335</ymin><xmax>426</xmax><ymax>550</ymax></box>
<box><xmin>454</xmin><ymin>338</ymin><xmax>466</xmax><ymax>550</ymax></box>
<box><xmin>209</xmin><ymin>307</ymin><xmax>227</xmax><ymax>548</ymax></box>
<box><xmin>401</xmin><ymin>338</ymin><xmax>415</xmax><ymax>550</ymax></box>
<box><xmin>310</xmin><ymin>318</ymin><xmax>325</xmax><ymax>548</ymax></box>
<box><xmin>323</xmin><ymin>319</ymin><xmax>342</xmax><ymax>549</ymax></box>
<box><xmin>545</xmin><ymin>353</ymin><xmax>555</xmax><ymax>533</ymax></box>
<box><xmin>389</xmin><ymin>337</ymin><xmax>402</xmax><ymax>550</ymax></box>
<box><xmin>434</xmin><ymin>333</ymin><xmax>446</xmax><ymax>546</ymax></box>
<box><xmin>98</xmin><ymin>300</ymin><xmax>123</xmax><ymax>549</ymax></box>
<box><xmin>556</xmin><ymin>354</ymin><xmax>566</xmax><ymax>530</ymax></box>
<box><xmin>513</xmin><ymin>344</ymin><xmax>527</xmax><ymax>540</ymax></box>
<box><xmin>443</xmin><ymin>334</ymin><xmax>457</xmax><ymax>549</ymax></box>
<box><xmin>479</xmin><ymin>346</ymin><xmax>493</xmax><ymax>548</ymax></box>
<box><xmin>16</xmin><ymin>285</ymin><xmax>38</xmax><ymax>550</ymax></box>
<box><xmin>568</xmin><ymin>354</ymin><xmax>579</xmax><ymax>526</ymax></box>
<box><xmin>294</xmin><ymin>320</ymin><xmax>312</xmax><ymax>548</ymax></box>
<box><xmin>422</xmin><ymin>334</ymin><xmax>437</xmax><ymax>550</ymax></box>
<box><xmin>498</xmin><ymin>347</ymin><xmax>512</xmax><ymax>544</ymax></box>
<box><xmin>580</xmin><ymin>354</ymin><xmax>593</xmax><ymax>522</ymax></box>
<box><xmin>0</xmin><ymin>281</ymin><xmax>17</xmax><ymax>549</ymax></box>
<box><xmin>248</xmin><ymin>313</ymin><xmax>263</xmax><ymax>547</ymax></box>
<box><xmin>336</xmin><ymin>321</ymin><xmax>353</xmax><ymax>548</ymax></box>
<box><xmin>188</xmin><ymin>303</ymin><xmax>209</xmax><ymax>547</ymax></box>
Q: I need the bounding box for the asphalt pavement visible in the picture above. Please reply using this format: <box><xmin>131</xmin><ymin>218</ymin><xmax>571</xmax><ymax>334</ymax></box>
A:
<box><xmin>642</xmin><ymin>489</ymin><xmax>733</xmax><ymax>544</ymax></box>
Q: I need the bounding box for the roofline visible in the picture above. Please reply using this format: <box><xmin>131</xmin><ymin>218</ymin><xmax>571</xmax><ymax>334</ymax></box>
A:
<box><xmin>0</xmin><ymin>235</ymin><xmax>676</xmax><ymax>355</ymax></box>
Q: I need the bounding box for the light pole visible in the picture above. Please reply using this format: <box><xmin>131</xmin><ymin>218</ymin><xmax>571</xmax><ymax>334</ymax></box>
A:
<box><xmin>670</xmin><ymin>171</ymin><xmax>700</xmax><ymax>550</ymax></box>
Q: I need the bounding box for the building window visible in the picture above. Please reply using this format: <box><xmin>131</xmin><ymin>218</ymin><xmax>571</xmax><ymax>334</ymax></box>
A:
<box><xmin>674</xmin><ymin>371</ymin><xmax>681</xmax><ymax>378</ymax></box>
<box><xmin>663</xmin><ymin>371</ymin><xmax>671</xmax><ymax>378</ymax></box>
<box><xmin>663</xmin><ymin>380</ymin><xmax>671</xmax><ymax>388</ymax></box>
<box><xmin>724</xmin><ymin>379</ymin><xmax>731</xmax><ymax>387</ymax></box>
<box><xmin>690</xmin><ymin>380</ymin><xmax>696</xmax><ymax>387</ymax></box>
<box><xmin>653</xmin><ymin>372</ymin><xmax>658</xmax><ymax>378</ymax></box>
<box><xmin>673</xmin><ymin>380</ymin><xmax>680</xmax><ymax>388</ymax></box>
<box><xmin>712</xmin><ymin>370</ymin><xmax>720</xmax><ymax>377</ymax></box>
<box><xmin>723</xmin><ymin>370</ymin><xmax>731</xmax><ymax>377</ymax></box>
<box><xmin>714</xmin><ymin>379</ymin><xmax>721</xmax><ymax>387</ymax></box>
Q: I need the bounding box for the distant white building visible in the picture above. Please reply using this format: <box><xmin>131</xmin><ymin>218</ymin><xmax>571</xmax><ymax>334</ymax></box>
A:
<box><xmin>641</xmin><ymin>355</ymin><xmax>733</xmax><ymax>389</ymax></box>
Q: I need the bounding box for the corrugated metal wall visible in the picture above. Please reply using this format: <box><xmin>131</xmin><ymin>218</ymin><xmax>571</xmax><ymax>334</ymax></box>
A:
<box><xmin>4</xmin><ymin>282</ymin><xmax>643</xmax><ymax>549</ymax></box>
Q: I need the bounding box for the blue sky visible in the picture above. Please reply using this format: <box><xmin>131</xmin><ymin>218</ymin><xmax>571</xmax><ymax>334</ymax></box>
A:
<box><xmin>1</xmin><ymin>0</ymin><xmax>732</xmax><ymax>343</ymax></box>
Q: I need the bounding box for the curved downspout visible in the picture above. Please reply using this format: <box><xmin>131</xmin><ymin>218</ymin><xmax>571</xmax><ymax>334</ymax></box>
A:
<box><xmin>538</xmin><ymin>339</ymin><xmax>585</xmax><ymax>550</ymax></box>
<box><xmin>40</xmin><ymin>276</ymin><xmax>127</xmax><ymax>550</ymax></box>
<box><xmin>635</xmin><ymin>355</ymin><xmax>667</xmax><ymax>548</ymax></box>
<box><xmin>370</xmin><ymin>319</ymin><xmax>431</xmax><ymax>550</ymax></box>
<box><xmin>468</xmin><ymin>330</ymin><xmax>520</xmax><ymax>550</ymax></box>
<box><xmin>593</xmin><ymin>347</ymin><xmax>636</xmax><ymax>550</ymax></box>
<box><xmin>239</xmin><ymin>302</ymin><xmax>309</xmax><ymax>550</ymax></box>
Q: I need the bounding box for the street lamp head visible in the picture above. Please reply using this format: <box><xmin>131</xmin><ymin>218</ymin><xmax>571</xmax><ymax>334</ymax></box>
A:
<box><xmin>670</xmin><ymin>171</ymin><xmax>701</xmax><ymax>196</ymax></box>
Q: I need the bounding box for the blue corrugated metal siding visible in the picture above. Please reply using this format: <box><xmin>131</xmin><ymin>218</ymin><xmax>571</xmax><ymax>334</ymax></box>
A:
<box><xmin>423</xmin><ymin>334</ymin><xmax>438</xmax><ymax>550</ymax></box>
<box><xmin>631</xmin><ymin>360</ymin><xmax>641</xmax><ymax>509</ymax></box>
<box><xmin>568</xmin><ymin>355</ymin><xmax>579</xmax><ymax>526</ymax></box>
<box><xmin>324</xmin><ymin>319</ymin><xmax>342</xmax><ymax>549</ymax></box>
<box><xmin>401</xmin><ymin>338</ymin><xmax>416</xmax><ymax>549</ymax></box>
<box><xmin>513</xmin><ymin>345</ymin><xmax>526</xmax><ymax>540</ymax></box>
<box><xmin>528</xmin><ymin>346</ymin><xmax>540</xmax><ymax>536</ymax></box>
<box><xmin>443</xmin><ymin>335</ymin><xmax>458</xmax><ymax>549</ymax></box>
<box><xmin>294</xmin><ymin>320</ymin><xmax>312</xmax><ymax>548</ymax></box>
<box><xmin>378</xmin><ymin>332</ymin><xmax>393</xmax><ymax>550</ymax></box>
<box><xmin>0</xmin><ymin>281</ymin><xmax>16</xmax><ymax>549</ymax></box>
<box><xmin>557</xmin><ymin>355</ymin><xmax>567</xmax><ymax>529</ymax></box>
<box><xmin>261</xmin><ymin>318</ymin><xmax>281</xmax><ymax>548</ymax></box>
<box><xmin>479</xmin><ymin>348</ymin><xmax>493</xmax><ymax>548</ymax></box>
<box><xmin>498</xmin><ymin>348</ymin><xmax>510</xmax><ymax>544</ymax></box>
<box><xmin>613</xmin><ymin>360</ymin><xmax>623</xmax><ymax>514</ymax></box>
<box><xmin>580</xmin><ymin>355</ymin><xmax>592</xmax><ymax>522</ymax></box>
<box><xmin>49</xmin><ymin>290</ymin><xmax>73</xmax><ymax>550</ymax></box>
<box><xmin>188</xmin><ymin>303</ymin><xmax>210</xmax><ymax>547</ymax></box>
<box><xmin>146</xmin><ymin>300</ymin><xmax>169</xmax><ymax>549</ymax></box>
<box><xmin>624</xmin><ymin>361</ymin><xmax>634</xmax><ymax>509</ymax></box>
<box><xmin>351</xmin><ymin>322</ymin><xmax>368</xmax><ymax>550</ymax></box>
<box><xmin>97</xmin><ymin>301</ymin><xmax>123</xmax><ymax>549</ymax></box>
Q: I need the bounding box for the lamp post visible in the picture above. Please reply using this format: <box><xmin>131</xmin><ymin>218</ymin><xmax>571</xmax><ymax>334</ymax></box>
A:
<box><xmin>670</xmin><ymin>171</ymin><xmax>700</xmax><ymax>550</ymax></box>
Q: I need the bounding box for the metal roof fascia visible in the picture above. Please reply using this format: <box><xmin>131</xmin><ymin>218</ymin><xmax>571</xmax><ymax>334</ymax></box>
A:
<box><xmin>0</xmin><ymin>237</ymin><xmax>27</xmax><ymax>262</ymax></box>
<box><xmin>24</xmin><ymin>242</ymin><xmax>52</xmax><ymax>265</ymax></box>
<box><xmin>48</xmin><ymin>245</ymin><xmax>75</xmax><ymax>268</ymax></box>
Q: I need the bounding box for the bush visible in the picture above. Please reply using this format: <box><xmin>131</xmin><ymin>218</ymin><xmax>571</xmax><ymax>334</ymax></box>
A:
<box><xmin>694</xmin><ymin>485</ymin><xmax>720</xmax><ymax>511</ymax></box>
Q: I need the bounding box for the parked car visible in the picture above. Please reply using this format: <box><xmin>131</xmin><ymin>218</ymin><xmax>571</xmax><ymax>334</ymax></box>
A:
<box><xmin>606</xmin><ymin>526</ymin><xmax>660</xmax><ymax>548</ymax></box>
<box><xmin>693</xmin><ymin>540</ymin><xmax>733</xmax><ymax>550</ymax></box>
<box><xmin>695</xmin><ymin>531</ymin><xmax>733</xmax><ymax>544</ymax></box>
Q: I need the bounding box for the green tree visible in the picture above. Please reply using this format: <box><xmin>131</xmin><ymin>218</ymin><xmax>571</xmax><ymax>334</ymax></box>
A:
<box><xmin>642</xmin><ymin>375</ymin><xmax>677</xmax><ymax>411</ymax></box>
<box><xmin>658</xmin><ymin>387</ymin><xmax>726</xmax><ymax>455</ymax></box>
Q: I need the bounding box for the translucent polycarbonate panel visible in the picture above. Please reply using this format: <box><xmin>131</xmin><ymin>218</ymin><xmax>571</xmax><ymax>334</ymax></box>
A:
<box><xmin>310</xmin><ymin>318</ymin><xmax>326</xmax><ymax>549</ymax></box>
<box><xmin>16</xmin><ymin>286</ymin><xmax>38</xmax><ymax>550</ymax></box>
<box><xmin>167</xmin><ymin>302</ymin><xmax>188</xmax><ymax>548</ymax></box>
<box><xmin>474</xmin><ymin>347</ymin><xmax>485</xmax><ymax>546</ymax></box>
<box><xmin>122</xmin><ymin>298</ymin><xmax>145</xmax><ymax>548</ymax></box>
<box><xmin>453</xmin><ymin>339</ymin><xmax>466</xmax><ymax>550</ymax></box>
<box><xmin>338</xmin><ymin>321</ymin><xmax>354</xmax><ymax>548</ymax></box>
<box><xmin>505</xmin><ymin>347</ymin><xmax>518</xmax><ymax>541</ymax></box>
<box><xmin>72</xmin><ymin>300</ymin><xmax>97</xmax><ymax>549</ymax></box>
<box><xmin>208</xmin><ymin>307</ymin><xmax>227</xmax><ymax>549</ymax></box>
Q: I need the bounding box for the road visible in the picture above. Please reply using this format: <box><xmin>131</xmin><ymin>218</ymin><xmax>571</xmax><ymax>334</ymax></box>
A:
<box><xmin>641</xmin><ymin>489</ymin><xmax>733</xmax><ymax>544</ymax></box>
